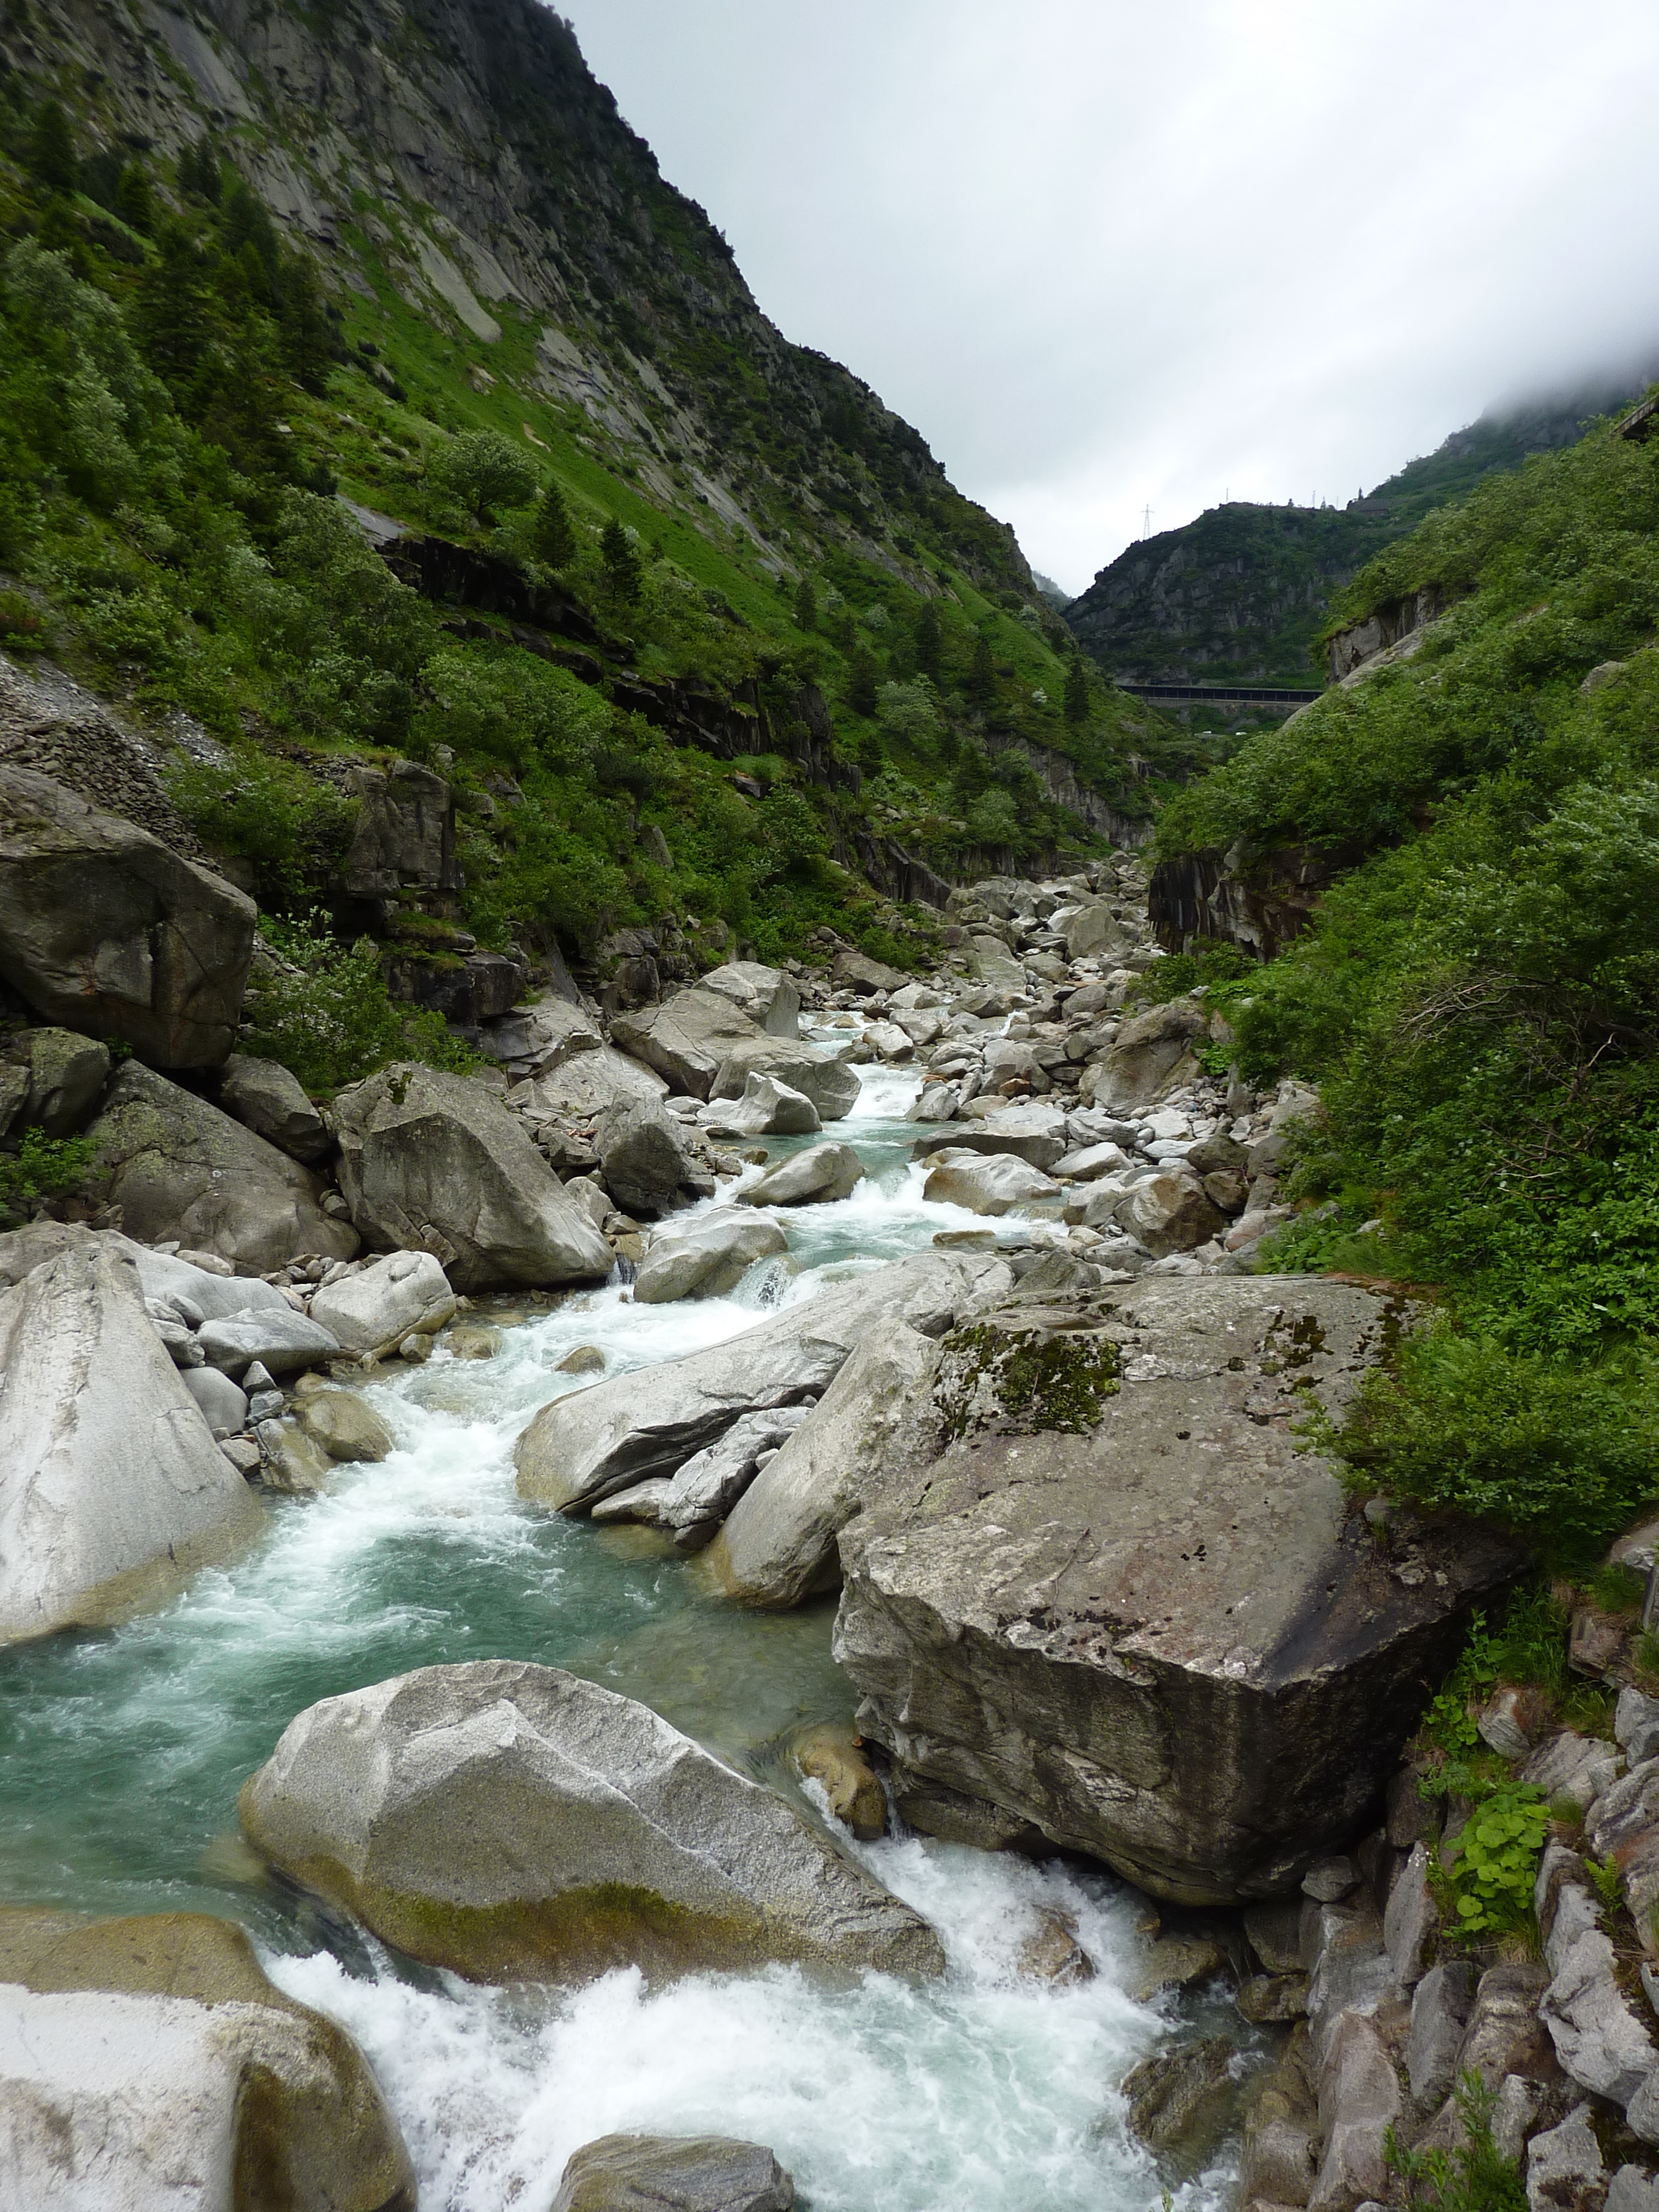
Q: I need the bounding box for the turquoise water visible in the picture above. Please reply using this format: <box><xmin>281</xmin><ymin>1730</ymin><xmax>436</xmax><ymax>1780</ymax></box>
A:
<box><xmin>0</xmin><ymin>1045</ymin><xmax>1240</xmax><ymax>2212</ymax></box>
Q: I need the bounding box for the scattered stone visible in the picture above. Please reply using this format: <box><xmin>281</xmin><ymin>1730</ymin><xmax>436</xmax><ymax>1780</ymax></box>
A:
<box><xmin>1608</xmin><ymin>2168</ymin><xmax>1659</xmax><ymax>2212</ymax></box>
<box><xmin>1478</xmin><ymin>1684</ymin><xmax>1540</xmax><ymax>1761</ymax></box>
<box><xmin>597</xmin><ymin>1096</ymin><xmax>695</xmax><ymax>1220</ymax></box>
<box><xmin>632</xmin><ymin>1213</ymin><xmax>787</xmax><ymax>1305</ymax></box>
<box><xmin>1526</xmin><ymin>2102</ymin><xmax>1605</xmax><ymax>2212</ymax></box>
<box><xmin>550</xmin><ymin>2133</ymin><xmax>795</xmax><ymax>2212</ymax></box>
<box><xmin>792</xmin><ymin>1723</ymin><xmax>888</xmax><ymax>1842</ymax></box>
<box><xmin>0</xmin><ymin>1242</ymin><xmax>264</xmax><ymax>1647</ymax></box>
<box><xmin>220</xmin><ymin>1436</ymin><xmax>261</xmax><ymax>1477</ymax></box>
<box><xmin>198</xmin><ymin>1309</ymin><xmax>341</xmax><ymax>1378</ymax></box>
<box><xmin>1524</xmin><ymin>1731</ymin><xmax>1624</xmax><ymax>1812</ymax></box>
<box><xmin>1086</xmin><ymin>1002</ymin><xmax>1207</xmax><ymax>1116</ymax></box>
<box><xmin>1018</xmin><ymin>1908</ymin><xmax>1095</xmax><ymax>1986</ymax></box>
<box><xmin>179</xmin><ymin>1365</ymin><xmax>250</xmax><ymax>1440</ymax></box>
<box><xmin>702</xmin><ymin>1071</ymin><xmax>821</xmax><ymax>1138</ymax></box>
<box><xmin>1382</xmin><ymin>1841</ymin><xmax>1439</xmax><ymax>1986</ymax></box>
<box><xmin>238</xmin><ymin>1660</ymin><xmax>946</xmax><ymax>1983</ymax></box>
<box><xmin>557</xmin><ymin>1346</ymin><xmax>606</xmax><ymax>1376</ymax></box>
<box><xmin>1313</xmin><ymin>2012</ymin><xmax>1402</xmax><ymax>2211</ymax></box>
<box><xmin>1408</xmin><ymin>1961</ymin><xmax>1477</xmax><ymax>2107</ymax></box>
<box><xmin>922</xmin><ymin>1150</ymin><xmax>1061</xmax><ymax>1215</ymax></box>
<box><xmin>218</xmin><ymin>1054</ymin><xmax>331</xmax><ymax>1164</ymax></box>
<box><xmin>1122</xmin><ymin>2037</ymin><xmax>1239</xmax><ymax>2168</ymax></box>
<box><xmin>298</xmin><ymin>1390</ymin><xmax>395</xmax><ymax>1464</ymax></box>
<box><xmin>611</xmin><ymin>987</ymin><xmax>763</xmax><ymax>1098</ymax></box>
<box><xmin>737</xmin><ymin>1142</ymin><xmax>865</xmax><ymax>1208</ymax></box>
<box><xmin>309</xmin><ymin>1248</ymin><xmax>457</xmax><ymax>1358</ymax></box>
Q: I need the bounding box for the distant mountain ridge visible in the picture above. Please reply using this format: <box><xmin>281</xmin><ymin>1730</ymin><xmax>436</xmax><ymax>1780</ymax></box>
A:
<box><xmin>1064</xmin><ymin>369</ymin><xmax>1659</xmax><ymax>683</ymax></box>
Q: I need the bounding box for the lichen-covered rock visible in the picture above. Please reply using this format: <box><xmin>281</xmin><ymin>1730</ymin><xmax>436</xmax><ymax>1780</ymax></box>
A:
<box><xmin>833</xmin><ymin>1278</ymin><xmax>1518</xmax><ymax>1904</ymax></box>
<box><xmin>0</xmin><ymin>1242</ymin><xmax>264</xmax><ymax>1648</ymax></box>
<box><xmin>86</xmin><ymin>1063</ymin><xmax>357</xmax><ymax>1273</ymax></box>
<box><xmin>551</xmin><ymin>2133</ymin><xmax>795</xmax><ymax>2212</ymax></box>
<box><xmin>0</xmin><ymin>1906</ymin><xmax>414</xmax><ymax>2212</ymax></box>
<box><xmin>238</xmin><ymin>1660</ymin><xmax>945</xmax><ymax>1983</ymax></box>
<box><xmin>0</xmin><ymin>764</ymin><xmax>256</xmax><ymax>1070</ymax></box>
<box><xmin>332</xmin><ymin>1061</ymin><xmax>611</xmax><ymax>1290</ymax></box>
<box><xmin>3</xmin><ymin>1027</ymin><xmax>110</xmax><ymax>1136</ymax></box>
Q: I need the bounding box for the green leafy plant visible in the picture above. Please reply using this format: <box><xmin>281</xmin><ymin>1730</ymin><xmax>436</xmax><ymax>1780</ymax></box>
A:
<box><xmin>241</xmin><ymin>913</ymin><xmax>476</xmax><ymax>1093</ymax></box>
<box><xmin>1441</xmin><ymin>1783</ymin><xmax>1549</xmax><ymax>1937</ymax></box>
<box><xmin>1387</xmin><ymin>2072</ymin><xmax>1527</xmax><ymax>2211</ymax></box>
<box><xmin>0</xmin><ymin>1125</ymin><xmax>96</xmax><ymax>1218</ymax></box>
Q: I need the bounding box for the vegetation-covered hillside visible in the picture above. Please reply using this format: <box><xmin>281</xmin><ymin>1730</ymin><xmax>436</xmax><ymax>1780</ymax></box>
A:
<box><xmin>0</xmin><ymin>0</ymin><xmax>1171</xmax><ymax>1058</ymax></box>
<box><xmin>1156</xmin><ymin>409</ymin><xmax>1659</xmax><ymax>1565</ymax></box>
<box><xmin>1065</xmin><ymin>373</ymin><xmax>1659</xmax><ymax>684</ymax></box>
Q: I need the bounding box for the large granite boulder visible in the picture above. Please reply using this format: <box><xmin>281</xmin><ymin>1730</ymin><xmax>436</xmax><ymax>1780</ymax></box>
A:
<box><xmin>0</xmin><ymin>1241</ymin><xmax>264</xmax><ymax>1647</ymax></box>
<box><xmin>737</xmin><ymin>1142</ymin><xmax>864</xmax><ymax>1208</ymax></box>
<box><xmin>597</xmin><ymin>1096</ymin><xmax>694</xmax><ymax>1219</ymax></box>
<box><xmin>337</xmin><ymin>758</ymin><xmax>455</xmax><ymax>897</ymax></box>
<box><xmin>833</xmin><ymin>1278</ymin><xmax>1519</xmax><ymax>1905</ymax></box>
<box><xmin>517</xmin><ymin>1045</ymin><xmax>668</xmax><ymax>1124</ymax></box>
<box><xmin>86</xmin><ymin>1063</ymin><xmax>357</xmax><ymax>1272</ymax></box>
<box><xmin>552</xmin><ymin>2134</ymin><xmax>795</xmax><ymax>2211</ymax></box>
<box><xmin>708</xmin><ymin>1324</ymin><xmax>942</xmax><ymax>1607</ymax></box>
<box><xmin>912</xmin><ymin>1104</ymin><xmax>1068</xmax><ymax>1171</ymax></box>
<box><xmin>702</xmin><ymin>1073</ymin><xmax>820</xmax><ymax>1139</ymax></box>
<box><xmin>516</xmin><ymin>1252</ymin><xmax>1009</xmax><ymax>1515</ymax></box>
<box><xmin>309</xmin><ymin>1249</ymin><xmax>456</xmax><ymax>1356</ymax></box>
<box><xmin>0</xmin><ymin>763</ymin><xmax>255</xmax><ymax>1069</ymax></box>
<box><xmin>922</xmin><ymin>1151</ymin><xmax>1059</xmax><ymax>1216</ymax></box>
<box><xmin>632</xmin><ymin>1213</ymin><xmax>788</xmax><ymax>1305</ymax></box>
<box><xmin>612</xmin><ymin>988</ymin><xmax>761</xmax><ymax>1098</ymax></box>
<box><xmin>239</xmin><ymin>1661</ymin><xmax>945</xmax><ymax>1983</ymax></box>
<box><xmin>217</xmin><ymin>1053</ymin><xmax>330</xmax><ymax>1164</ymax></box>
<box><xmin>332</xmin><ymin>1062</ymin><xmax>611</xmax><ymax>1290</ymax></box>
<box><xmin>707</xmin><ymin>1040</ymin><xmax>859</xmax><ymax>1121</ymax></box>
<box><xmin>0</xmin><ymin>1906</ymin><xmax>414</xmax><ymax>2212</ymax></box>
<box><xmin>1085</xmin><ymin>1002</ymin><xmax>1207</xmax><ymax>1116</ymax></box>
<box><xmin>695</xmin><ymin>962</ymin><xmax>801</xmax><ymax>1039</ymax></box>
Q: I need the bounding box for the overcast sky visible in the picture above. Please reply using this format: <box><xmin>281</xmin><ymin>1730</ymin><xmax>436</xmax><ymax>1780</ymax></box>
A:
<box><xmin>566</xmin><ymin>2</ymin><xmax>1659</xmax><ymax>594</ymax></box>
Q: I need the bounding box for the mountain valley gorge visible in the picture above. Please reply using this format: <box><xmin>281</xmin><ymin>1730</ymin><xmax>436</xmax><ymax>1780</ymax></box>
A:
<box><xmin>2</xmin><ymin>7</ymin><xmax>1659</xmax><ymax>2212</ymax></box>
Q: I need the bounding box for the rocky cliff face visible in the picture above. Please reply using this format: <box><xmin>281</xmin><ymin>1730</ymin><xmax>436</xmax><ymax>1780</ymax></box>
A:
<box><xmin>1065</xmin><ymin>372</ymin><xmax>1659</xmax><ymax>683</ymax></box>
<box><xmin>19</xmin><ymin>0</ymin><xmax>1030</xmax><ymax>599</ymax></box>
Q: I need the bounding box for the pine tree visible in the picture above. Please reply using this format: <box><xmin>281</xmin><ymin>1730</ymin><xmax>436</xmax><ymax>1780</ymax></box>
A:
<box><xmin>113</xmin><ymin>161</ymin><xmax>153</xmax><ymax>235</ymax></box>
<box><xmin>532</xmin><ymin>481</ymin><xmax>577</xmax><ymax>569</ymax></box>
<box><xmin>847</xmin><ymin>644</ymin><xmax>880</xmax><ymax>719</ymax></box>
<box><xmin>914</xmin><ymin>598</ymin><xmax>943</xmax><ymax>682</ymax></box>
<box><xmin>27</xmin><ymin>101</ymin><xmax>78</xmax><ymax>197</ymax></box>
<box><xmin>601</xmin><ymin>516</ymin><xmax>642</xmax><ymax>603</ymax></box>
<box><xmin>855</xmin><ymin>726</ymin><xmax>883</xmax><ymax>777</ymax></box>
<box><xmin>965</xmin><ymin>631</ymin><xmax>994</xmax><ymax>708</ymax></box>
<box><xmin>276</xmin><ymin>252</ymin><xmax>333</xmax><ymax>394</ymax></box>
<box><xmin>133</xmin><ymin>221</ymin><xmax>216</xmax><ymax>387</ymax></box>
<box><xmin>179</xmin><ymin>138</ymin><xmax>223</xmax><ymax>205</ymax></box>
<box><xmin>1063</xmin><ymin>652</ymin><xmax>1090</xmax><ymax>728</ymax></box>
<box><xmin>793</xmin><ymin>574</ymin><xmax>816</xmax><ymax>632</ymax></box>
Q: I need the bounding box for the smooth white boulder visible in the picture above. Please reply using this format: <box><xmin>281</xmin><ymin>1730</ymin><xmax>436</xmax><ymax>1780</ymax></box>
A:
<box><xmin>702</xmin><ymin>1073</ymin><xmax>820</xmax><ymax>1138</ymax></box>
<box><xmin>0</xmin><ymin>1242</ymin><xmax>264</xmax><ymax>1647</ymax></box>
<box><xmin>632</xmin><ymin>1214</ymin><xmax>788</xmax><ymax>1304</ymax></box>
<box><xmin>922</xmin><ymin>1151</ymin><xmax>1061</xmax><ymax>1215</ymax></box>
<box><xmin>737</xmin><ymin>1142</ymin><xmax>864</xmax><ymax>1208</ymax></box>
<box><xmin>309</xmin><ymin>1250</ymin><xmax>455</xmax><ymax>1356</ymax></box>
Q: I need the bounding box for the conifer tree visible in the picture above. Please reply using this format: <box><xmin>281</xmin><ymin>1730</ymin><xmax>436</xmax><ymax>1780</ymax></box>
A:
<box><xmin>914</xmin><ymin>598</ymin><xmax>943</xmax><ymax>682</ymax></box>
<box><xmin>855</xmin><ymin>726</ymin><xmax>883</xmax><ymax>777</ymax></box>
<box><xmin>847</xmin><ymin>644</ymin><xmax>879</xmax><ymax>719</ymax></box>
<box><xmin>27</xmin><ymin>100</ymin><xmax>77</xmax><ymax>197</ymax></box>
<box><xmin>793</xmin><ymin>574</ymin><xmax>816</xmax><ymax>631</ymax></box>
<box><xmin>532</xmin><ymin>481</ymin><xmax>577</xmax><ymax>569</ymax></box>
<box><xmin>113</xmin><ymin>161</ymin><xmax>153</xmax><ymax>234</ymax></box>
<box><xmin>276</xmin><ymin>253</ymin><xmax>333</xmax><ymax>394</ymax></box>
<box><xmin>134</xmin><ymin>221</ymin><xmax>215</xmax><ymax>387</ymax></box>
<box><xmin>965</xmin><ymin>631</ymin><xmax>994</xmax><ymax>708</ymax></box>
<box><xmin>601</xmin><ymin>516</ymin><xmax>642</xmax><ymax>602</ymax></box>
<box><xmin>1063</xmin><ymin>652</ymin><xmax>1090</xmax><ymax>728</ymax></box>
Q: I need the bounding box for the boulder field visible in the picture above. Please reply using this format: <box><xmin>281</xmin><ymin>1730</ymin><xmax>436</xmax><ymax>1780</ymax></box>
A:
<box><xmin>238</xmin><ymin>1660</ymin><xmax>945</xmax><ymax>1983</ymax></box>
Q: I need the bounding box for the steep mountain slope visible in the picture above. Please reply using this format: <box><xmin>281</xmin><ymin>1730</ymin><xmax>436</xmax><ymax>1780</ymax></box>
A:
<box><xmin>1065</xmin><ymin>370</ymin><xmax>1659</xmax><ymax>683</ymax></box>
<box><xmin>1149</xmin><ymin>406</ymin><xmax>1659</xmax><ymax>1566</ymax></box>
<box><xmin>0</xmin><ymin>0</ymin><xmax>1162</xmax><ymax>1034</ymax></box>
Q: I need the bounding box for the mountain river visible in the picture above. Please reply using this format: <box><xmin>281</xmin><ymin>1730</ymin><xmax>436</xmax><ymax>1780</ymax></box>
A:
<box><xmin>0</xmin><ymin>1041</ymin><xmax>1247</xmax><ymax>2212</ymax></box>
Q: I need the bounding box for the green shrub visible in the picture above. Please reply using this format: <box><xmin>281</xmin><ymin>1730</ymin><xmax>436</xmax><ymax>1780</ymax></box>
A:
<box><xmin>1440</xmin><ymin>1783</ymin><xmax>1549</xmax><ymax>1938</ymax></box>
<box><xmin>427</xmin><ymin>429</ymin><xmax>538</xmax><ymax>523</ymax></box>
<box><xmin>164</xmin><ymin>751</ymin><xmax>356</xmax><ymax>885</ymax></box>
<box><xmin>241</xmin><ymin>914</ymin><xmax>477</xmax><ymax>1093</ymax></box>
<box><xmin>0</xmin><ymin>1125</ymin><xmax>96</xmax><ymax>1219</ymax></box>
<box><xmin>1387</xmin><ymin>2073</ymin><xmax>1526</xmax><ymax>2212</ymax></box>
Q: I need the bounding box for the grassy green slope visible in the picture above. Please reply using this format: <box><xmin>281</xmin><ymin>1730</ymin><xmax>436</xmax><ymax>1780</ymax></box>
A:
<box><xmin>1156</xmin><ymin>411</ymin><xmax>1659</xmax><ymax>1566</ymax></box>
<box><xmin>0</xmin><ymin>1</ymin><xmax>1164</xmax><ymax>1030</ymax></box>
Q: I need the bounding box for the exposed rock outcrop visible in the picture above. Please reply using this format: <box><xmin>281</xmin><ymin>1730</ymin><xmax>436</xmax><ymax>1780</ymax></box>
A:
<box><xmin>239</xmin><ymin>1660</ymin><xmax>945</xmax><ymax>1982</ymax></box>
<box><xmin>0</xmin><ymin>763</ymin><xmax>255</xmax><ymax>1069</ymax></box>
<box><xmin>833</xmin><ymin>1278</ymin><xmax>1519</xmax><ymax>1904</ymax></box>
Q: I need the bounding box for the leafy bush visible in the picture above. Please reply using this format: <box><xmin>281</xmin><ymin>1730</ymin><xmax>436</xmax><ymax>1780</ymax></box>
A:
<box><xmin>165</xmin><ymin>751</ymin><xmax>356</xmax><ymax>886</ymax></box>
<box><xmin>241</xmin><ymin>914</ymin><xmax>476</xmax><ymax>1092</ymax></box>
<box><xmin>0</xmin><ymin>1125</ymin><xmax>96</xmax><ymax>1219</ymax></box>
<box><xmin>427</xmin><ymin>429</ymin><xmax>538</xmax><ymax>522</ymax></box>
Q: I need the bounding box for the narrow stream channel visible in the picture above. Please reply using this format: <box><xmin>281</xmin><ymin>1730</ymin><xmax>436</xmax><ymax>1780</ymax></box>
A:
<box><xmin>0</xmin><ymin>1039</ymin><xmax>1242</xmax><ymax>2212</ymax></box>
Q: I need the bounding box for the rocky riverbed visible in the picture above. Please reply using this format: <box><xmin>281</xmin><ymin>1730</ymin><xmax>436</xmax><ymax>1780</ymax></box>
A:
<box><xmin>5</xmin><ymin>769</ymin><xmax>1659</xmax><ymax>2212</ymax></box>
